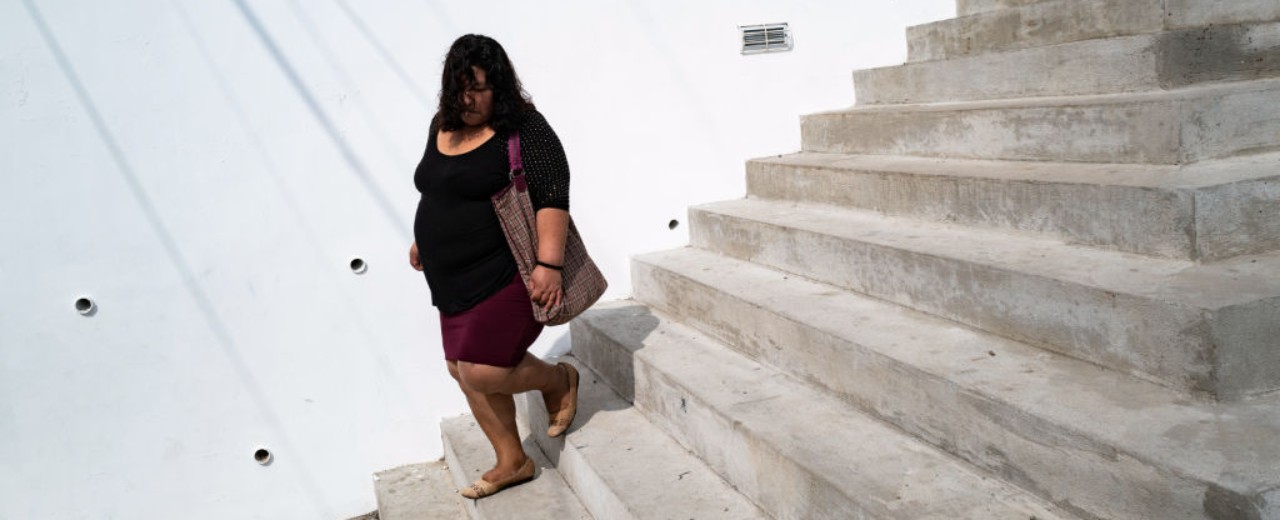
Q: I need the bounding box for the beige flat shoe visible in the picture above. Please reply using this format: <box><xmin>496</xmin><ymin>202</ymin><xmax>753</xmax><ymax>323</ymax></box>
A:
<box><xmin>547</xmin><ymin>362</ymin><xmax>579</xmax><ymax>438</ymax></box>
<box><xmin>459</xmin><ymin>457</ymin><xmax>536</xmax><ymax>499</ymax></box>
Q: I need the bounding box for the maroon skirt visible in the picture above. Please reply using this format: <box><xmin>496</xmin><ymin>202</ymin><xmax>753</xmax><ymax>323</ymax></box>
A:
<box><xmin>440</xmin><ymin>273</ymin><xmax>544</xmax><ymax>367</ymax></box>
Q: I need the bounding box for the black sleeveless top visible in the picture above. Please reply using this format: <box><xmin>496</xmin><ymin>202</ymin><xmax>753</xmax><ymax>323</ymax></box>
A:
<box><xmin>413</xmin><ymin>110</ymin><xmax>570</xmax><ymax>314</ymax></box>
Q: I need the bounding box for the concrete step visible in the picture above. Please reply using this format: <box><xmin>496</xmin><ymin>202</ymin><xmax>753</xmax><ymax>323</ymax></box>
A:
<box><xmin>803</xmin><ymin>78</ymin><xmax>1280</xmax><ymax>164</ymax></box>
<box><xmin>745</xmin><ymin>152</ymin><xmax>1280</xmax><ymax>261</ymax></box>
<box><xmin>957</xmin><ymin>0</ymin><xmax>1052</xmax><ymax>17</ymax></box>
<box><xmin>373</xmin><ymin>460</ymin><xmax>468</xmax><ymax>520</ymax></box>
<box><xmin>512</xmin><ymin>357</ymin><xmax>768</xmax><ymax>520</ymax></box>
<box><xmin>686</xmin><ymin>198</ymin><xmax>1280</xmax><ymax>400</ymax></box>
<box><xmin>921</xmin><ymin>0</ymin><xmax>1280</xmax><ymax>64</ymax></box>
<box><xmin>617</xmin><ymin>249</ymin><xmax>1280</xmax><ymax>520</ymax></box>
<box><xmin>863</xmin><ymin>22</ymin><xmax>1280</xmax><ymax>105</ymax></box>
<box><xmin>440</xmin><ymin>415</ymin><xmax>592</xmax><ymax>520</ymax></box>
<box><xmin>1168</xmin><ymin>0</ymin><xmax>1280</xmax><ymax>29</ymax></box>
<box><xmin>569</xmin><ymin>300</ymin><xmax>1073</xmax><ymax>520</ymax></box>
<box><xmin>913</xmin><ymin>0</ymin><xmax>1162</xmax><ymax>63</ymax></box>
<box><xmin>956</xmin><ymin>0</ymin><xmax>1280</xmax><ymax>25</ymax></box>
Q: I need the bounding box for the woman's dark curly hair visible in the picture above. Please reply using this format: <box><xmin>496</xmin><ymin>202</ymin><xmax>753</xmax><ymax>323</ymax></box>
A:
<box><xmin>435</xmin><ymin>34</ymin><xmax>534</xmax><ymax>135</ymax></box>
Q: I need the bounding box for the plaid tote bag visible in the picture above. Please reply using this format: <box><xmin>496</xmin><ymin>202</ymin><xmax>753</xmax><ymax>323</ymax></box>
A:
<box><xmin>490</xmin><ymin>131</ymin><xmax>607</xmax><ymax>326</ymax></box>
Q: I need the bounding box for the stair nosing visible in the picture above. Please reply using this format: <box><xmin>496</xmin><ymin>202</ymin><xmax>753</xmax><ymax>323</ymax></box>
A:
<box><xmin>690</xmin><ymin>197</ymin><xmax>1280</xmax><ymax>310</ymax></box>
<box><xmin>748</xmin><ymin>151</ymin><xmax>1280</xmax><ymax>189</ymax></box>
<box><xmin>815</xmin><ymin>75</ymin><xmax>1280</xmax><ymax>115</ymax></box>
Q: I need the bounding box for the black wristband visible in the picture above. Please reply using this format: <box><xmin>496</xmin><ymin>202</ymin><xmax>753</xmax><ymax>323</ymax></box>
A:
<box><xmin>536</xmin><ymin>260</ymin><xmax>564</xmax><ymax>271</ymax></box>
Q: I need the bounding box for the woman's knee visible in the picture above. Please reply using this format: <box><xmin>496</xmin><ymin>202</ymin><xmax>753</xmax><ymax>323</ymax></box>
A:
<box><xmin>458</xmin><ymin>362</ymin><xmax>513</xmax><ymax>394</ymax></box>
<box><xmin>446</xmin><ymin>361</ymin><xmax>461</xmax><ymax>382</ymax></box>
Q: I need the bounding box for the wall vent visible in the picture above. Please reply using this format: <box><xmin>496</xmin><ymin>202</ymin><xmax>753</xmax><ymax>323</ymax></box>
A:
<box><xmin>740</xmin><ymin>23</ymin><xmax>792</xmax><ymax>54</ymax></box>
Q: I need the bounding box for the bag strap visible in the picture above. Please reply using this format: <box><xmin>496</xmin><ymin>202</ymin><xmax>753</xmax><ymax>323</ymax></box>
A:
<box><xmin>507</xmin><ymin>131</ymin><xmax>523</xmax><ymax>179</ymax></box>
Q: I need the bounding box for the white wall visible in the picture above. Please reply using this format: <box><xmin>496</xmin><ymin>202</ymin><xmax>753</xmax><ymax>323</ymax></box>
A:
<box><xmin>0</xmin><ymin>1</ymin><xmax>953</xmax><ymax>518</ymax></box>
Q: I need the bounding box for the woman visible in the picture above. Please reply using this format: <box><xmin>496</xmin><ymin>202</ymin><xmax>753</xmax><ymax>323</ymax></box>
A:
<box><xmin>408</xmin><ymin>34</ymin><xmax>579</xmax><ymax>499</ymax></box>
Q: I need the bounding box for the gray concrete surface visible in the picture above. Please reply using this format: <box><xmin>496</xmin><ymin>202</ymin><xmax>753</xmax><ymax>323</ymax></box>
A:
<box><xmin>910</xmin><ymin>0</ymin><xmax>1162</xmax><ymax>62</ymax></box>
<box><xmin>373</xmin><ymin>460</ymin><xmax>467</xmax><ymax>520</ymax></box>
<box><xmin>440</xmin><ymin>415</ymin><xmax>591</xmax><ymax>520</ymax></box>
<box><xmin>568</xmin><ymin>301</ymin><xmax>1072</xmax><ymax>520</ymax></box>
<box><xmin>513</xmin><ymin>357</ymin><xmax>768</xmax><ymax>520</ymax></box>
<box><xmin>1168</xmin><ymin>0</ymin><xmax>1280</xmax><ymax>28</ymax></box>
<box><xmin>745</xmin><ymin>151</ymin><xmax>1280</xmax><ymax>261</ymax></box>
<box><xmin>864</xmin><ymin>33</ymin><xmax>1163</xmax><ymax>104</ymax></box>
<box><xmin>917</xmin><ymin>0</ymin><xmax>1280</xmax><ymax>64</ymax></box>
<box><xmin>1191</xmin><ymin>160</ymin><xmax>1280</xmax><ymax>260</ymax></box>
<box><xmin>804</xmin><ymin>78</ymin><xmax>1280</xmax><ymax>164</ymax></box>
<box><xmin>957</xmin><ymin>0</ymin><xmax>1280</xmax><ymax>26</ymax></box>
<box><xmin>957</xmin><ymin>0</ymin><xmax>1053</xmax><ymax>17</ymax></box>
<box><xmin>686</xmin><ymin>198</ymin><xmax>1280</xmax><ymax>399</ymax></box>
<box><xmin>862</xmin><ymin>22</ymin><xmax>1280</xmax><ymax>105</ymax></box>
<box><xmin>582</xmin><ymin>286</ymin><xmax>1280</xmax><ymax>520</ymax></box>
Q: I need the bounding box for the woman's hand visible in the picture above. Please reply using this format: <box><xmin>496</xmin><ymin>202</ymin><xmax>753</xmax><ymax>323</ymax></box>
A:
<box><xmin>409</xmin><ymin>242</ymin><xmax>423</xmax><ymax>271</ymax></box>
<box><xmin>529</xmin><ymin>265</ymin><xmax>563</xmax><ymax>311</ymax></box>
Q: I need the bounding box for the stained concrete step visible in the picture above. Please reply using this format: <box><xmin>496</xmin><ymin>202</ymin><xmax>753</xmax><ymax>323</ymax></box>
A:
<box><xmin>686</xmin><ymin>198</ymin><xmax>1280</xmax><ymax>400</ymax></box>
<box><xmin>511</xmin><ymin>357</ymin><xmax>768</xmax><ymax>520</ymax></box>
<box><xmin>956</xmin><ymin>0</ymin><xmax>1280</xmax><ymax>25</ymax></box>
<box><xmin>803</xmin><ymin>77</ymin><xmax>1280</xmax><ymax>164</ymax></box>
<box><xmin>373</xmin><ymin>460</ymin><xmax>468</xmax><ymax>519</ymax></box>
<box><xmin>863</xmin><ymin>21</ymin><xmax>1280</xmax><ymax>105</ymax></box>
<box><xmin>618</xmin><ymin>250</ymin><xmax>1280</xmax><ymax>520</ymax></box>
<box><xmin>745</xmin><ymin>151</ymin><xmax>1280</xmax><ymax>261</ymax></box>
<box><xmin>921</xmin><ymin>0</ymin><xmax>1280</xmax><ymax>63</ymax></box>
<box><xmin>957</xmin><ymin>0</ymin><xmax>1051</xmax><ymax>17</ymax></box>
<box><xmin>568</xmin><ymin>301</ymin><xmax>1073</xmax><ymax>520</ymax></box>
<box><xmin>1168</xmin><ymin>0</ymin><xmax>1280</xmax><ymax>30</ymax></box>
<box><xmin>440</xmin><ymin>415</ymin><xmax>592</xmax><ymax>520</ymax></box>
<box><xmin>913</xmin><ymin>0</ymin><xmax>1162</xmax><ymax>62</ymax></box>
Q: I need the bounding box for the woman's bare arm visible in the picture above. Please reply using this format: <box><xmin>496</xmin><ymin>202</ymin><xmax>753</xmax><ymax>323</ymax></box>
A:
<box><xmin>529</xmin><ymin>208</ymin><xmax>569</xmax><ymax>309</ymax></box>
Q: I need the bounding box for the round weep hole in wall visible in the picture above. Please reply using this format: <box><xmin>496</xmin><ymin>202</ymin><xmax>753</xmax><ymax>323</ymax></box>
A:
<box><xmin>254</xmin><ymin>447</ymin><xmax>273</xmax><ymax>466</ymax></box>
<box><xmin>75</xmin><ymin>296</ymin><xmax>96</xmax><ymax>316</ymax></box>
<box><xmin>350</xmin><ymin>258</ymin><xmax>367</xmax><ymax>275</ymax></box>
<box><xmin>668</xmin><ymin>219</ymin><xmax>680</xmax><ymax>230</ymax></box>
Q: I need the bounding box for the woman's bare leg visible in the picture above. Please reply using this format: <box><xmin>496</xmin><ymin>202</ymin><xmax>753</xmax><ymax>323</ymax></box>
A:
<box><xmin>452</xmin><ymin>356</ymin><xmax>570</xmax><ymax>482</ymax></box>
<box><xmin>471</xmin><ymin>392</ymin><xmax>524</xmax><ymax>482</ymax></box>
<box><xmin>449</xmin><ymin>361</ymin><xmax>526</xmax><ymax>482</ymax></box>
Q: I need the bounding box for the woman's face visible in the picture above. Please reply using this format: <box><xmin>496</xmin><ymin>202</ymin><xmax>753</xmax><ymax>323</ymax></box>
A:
<box><xmin>460</xmin><ymin>66</ymin><xmax>494</xmax><ymax>128</ymax></box>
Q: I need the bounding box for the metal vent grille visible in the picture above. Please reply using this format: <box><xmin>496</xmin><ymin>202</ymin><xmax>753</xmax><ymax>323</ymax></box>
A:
<box><xmin>740</xmin><ymin>23</ymin><xmax>792</xmax><ymax>54</ymax></box>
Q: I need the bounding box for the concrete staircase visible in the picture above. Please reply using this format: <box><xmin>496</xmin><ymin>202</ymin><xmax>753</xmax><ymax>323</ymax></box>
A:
<box><xmin>374</xmin><ymin>0</ymin><xmax>1280</xmax><ymax>518</ymax></box>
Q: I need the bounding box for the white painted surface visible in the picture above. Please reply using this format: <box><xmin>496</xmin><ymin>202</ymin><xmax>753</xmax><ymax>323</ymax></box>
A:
<box><xmin>0</xmin><ymin>1</ymin><xmax>952</xmax><ymax>518</ymax></box>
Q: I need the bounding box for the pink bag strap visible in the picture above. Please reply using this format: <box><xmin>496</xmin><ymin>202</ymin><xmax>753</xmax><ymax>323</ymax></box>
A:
<box><xmin>507</xmin><ymin>131</ymin><xmax>523</xmax><ymax>178</ymax></box>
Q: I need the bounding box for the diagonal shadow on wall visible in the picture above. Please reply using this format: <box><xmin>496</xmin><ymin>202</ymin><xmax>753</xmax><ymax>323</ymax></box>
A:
<box><xmin>20</xmin><ymin>0</ymin><xmax>335</xmax><ymax>515</ymax></box>
<box><xmin>334</xmin><ymin>0</ymin><xmax>436</xmax><ymax>111</ymax></box>
<box><xmin>170</xmin><ymin>0</ymin><xmax>420</xmax><ymax>415</ymax></box>
<box><xmin>231</xmin><ymin>0</ymin><xmax>410</xmax><ymax>238</ymax></box>
<box><xmin>285</xmin><ymin>0</ymin><xmax>415</xmax><ymax>170</ymax></box>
